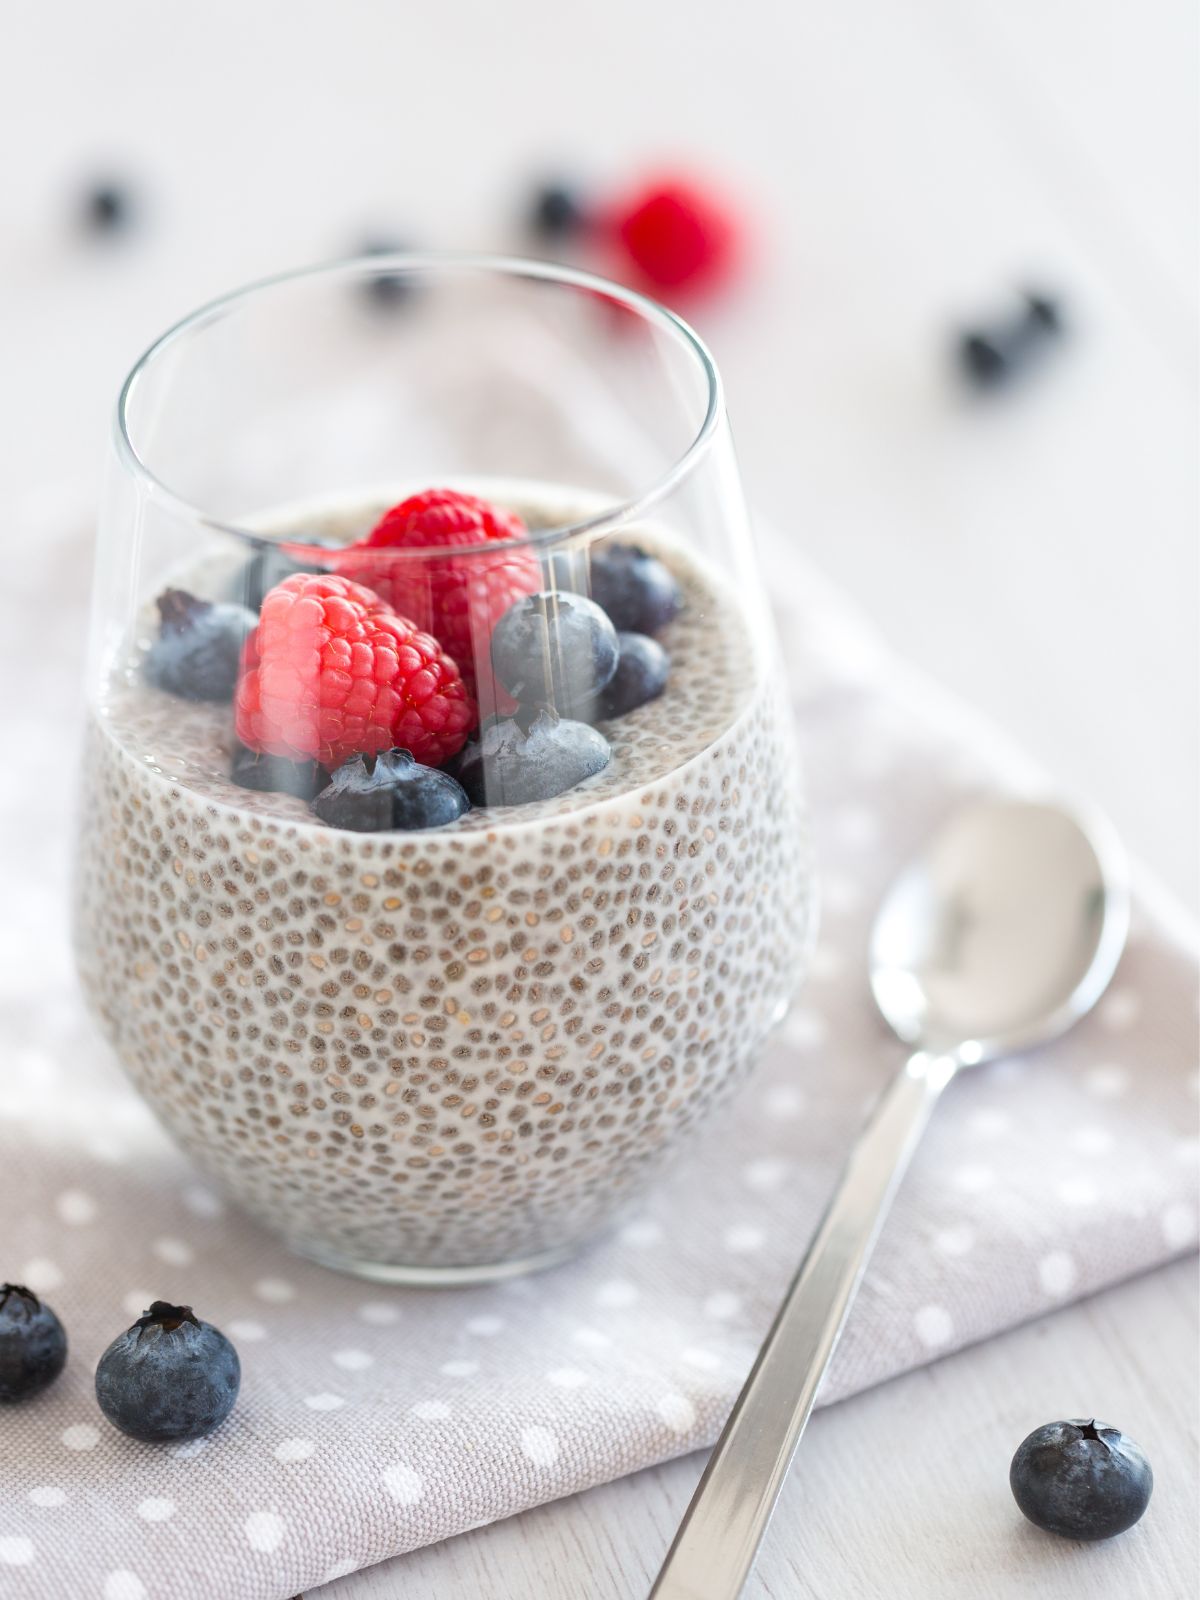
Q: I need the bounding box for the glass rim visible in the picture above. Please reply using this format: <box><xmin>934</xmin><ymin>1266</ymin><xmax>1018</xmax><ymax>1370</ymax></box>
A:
<box><xmin>114</xmin><ymin>251</ymin><xmax>724</xmax><ymax>559</ymax></box>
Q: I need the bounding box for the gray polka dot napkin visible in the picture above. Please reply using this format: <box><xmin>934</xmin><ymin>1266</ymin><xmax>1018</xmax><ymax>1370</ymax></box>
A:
<box><xmin>1</xmin><ymin>512</ymin><xmax>1196</xmax><ymax>1600</ymax></box>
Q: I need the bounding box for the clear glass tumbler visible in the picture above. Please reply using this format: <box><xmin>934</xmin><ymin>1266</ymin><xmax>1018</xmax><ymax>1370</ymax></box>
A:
<box><xmin>73</xmin><ymin>254</ymin><xmax>815</xmax><ymax>1283</ymax></box>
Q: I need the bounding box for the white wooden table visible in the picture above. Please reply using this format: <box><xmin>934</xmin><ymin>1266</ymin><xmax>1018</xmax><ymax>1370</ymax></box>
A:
<box><xmin>1</xmin><ymin>1</ymin><xmax>1195</xmax><ymax>1594</ymax></box>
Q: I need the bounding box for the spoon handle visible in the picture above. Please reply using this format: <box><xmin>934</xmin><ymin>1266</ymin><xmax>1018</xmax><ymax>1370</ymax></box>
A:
<box><xmin>648</xmin><ymin>1050</ymin><xmax>959</xmax><ymax>1600</ymax></box>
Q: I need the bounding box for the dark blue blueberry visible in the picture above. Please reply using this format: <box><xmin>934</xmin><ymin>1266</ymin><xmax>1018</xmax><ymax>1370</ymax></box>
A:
<box><xmin>231</xmin><ymin>742</ymin><xmax>325</xmax><ymax>802</ymax></box>
<box><xmin>0</xmin><ymin>1284</ymin><xmax>67</xmax><ymax>1402</ymax></box>
<box><xmin>528</xmin><ymin>181</ymin><xmax>589</xmax><ymax>239</ymax></box>
<box><xmin>958</xmin><ymin>290</ymin><xmax>1064</xmax><ymax>389</ymax></box>
<box><xmin>95</xmin><ymin>1300</ymin><xmax>240</xmax><ymax>1443</ymax></box>
<box><xmin>237</xmin><ymin>535</ymin><xmax>339</xmax><ymax>613</ymax></box>
<box><xmin>456</xmin><ymin>708</ymin><xmax>609</xmax><ymax>806</ymax></box>
<box><xmin>1010</xmin><ymin>1419</ymin><xmax>1153</xmax><ymax>1540</ymax></box>
<box><xmin>359</xmin><ymin>236</ymin><xmax>419</xmax><ymax>308</ymax></box>
<box><xmin>491</xmin><ymin>591</ymin><xmax>618</xmax><ymax>719</ymax></box>
<box><xmin>83</xmin><ymin>181</ymin><xmax>134</xmax><ymax>234</ymax></box>
<box><xmin>144</xmin><ymin>590</ymin><xmax>255</xmax><ymax>703</ymax></box>
<box><xmin>584</xmin><ymin>543</ymin><xmax>682</xmax><ymax>636</ymax></box>
<box><xmin>311</xmin><ymin>748</ymin><xmax>470</xmax><ymax>832</ymax></box>
<box><xmin>600</xmin><ymin>632</ymin><xmax>670</xmax><ymax>718</ymax></box>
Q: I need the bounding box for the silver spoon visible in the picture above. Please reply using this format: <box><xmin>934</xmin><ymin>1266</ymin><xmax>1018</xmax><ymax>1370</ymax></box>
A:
<box><xmin>650</xmin><ymin>796</ymin><xmax>1129</xmax><ymax>1600</ymax></box>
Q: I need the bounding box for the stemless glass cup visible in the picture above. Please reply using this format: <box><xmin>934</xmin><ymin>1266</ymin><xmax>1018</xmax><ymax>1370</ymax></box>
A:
<box><xmin>73</xmin><ymin>254</ymin><xmax>815</xmax><ymax>1283</ymax></box>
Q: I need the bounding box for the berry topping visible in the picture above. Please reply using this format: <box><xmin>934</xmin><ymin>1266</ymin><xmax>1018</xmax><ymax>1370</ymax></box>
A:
<box><xmin>95</xmin><ymin>1300</ymin><xmax>240</xmax><ymax>1443</ymax></box>
<box><xmin>528</xmin><ymin>180</ymin><xmax>589</xmax><ymax>240</ymax></box>
<box><xmin>609</xmin><ymin>176</ymin><xmax>740</xmax><ymax>295</ymax></box>
<box><xmin>1010</xmin><ymin>1419</ymin><xmax>1154</xmax><ymax>1541</ymax></box>
<box><xmin>238</xmin><ymin>534</ymin><xmax>339</xmax><ymax>613</ymax></box>
<box><xmin>312</xmin><ymin>748</ymin><xmax>470</xmax><ymax>832</ymax></box>
<box><xmin>581</xmin><ymin>542</ymin><xmax>682</xmax><ymax>635</ymax></box>
<box><xmin>456</xmin><ymin>707</ymin><xmax>610</xmax><ymax>806</ymax></box>
<box><xmin>340</xmin><ymin>489</ymin><xmax>540</xmax><ymax>698</ymax></box>
<box><xmin>234</xmin><ymin>572</ymin><xmax>475</xmax><ymax>770</ymax></box>
<box><xmin>491</xmin><ymin>591</ymin><xmax>619</xmax><ymax>720</ymax></box>
<box><xmin>0</xmin><ymin>1283</ymin><xmax>68</xmax><ymax>1403</ymax></box>
<box><xmin>230</xmin><ymin>741</ymin><xmax>325</xmax><ymax>801</ymax></box>
<box><xmin>144</xmin><ymin>589</ymin><xmax>256</xmax><ymax>703</ymax></box>
<box><xmin>600</xmin><ymin>632</ymin><xmax>670</xmax><ymax>718</ymax></box>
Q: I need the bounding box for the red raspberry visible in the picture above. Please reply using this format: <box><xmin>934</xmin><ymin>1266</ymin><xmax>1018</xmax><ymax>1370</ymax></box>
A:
<box><xmin>234</xmin><ymin>573</ymin><xmax>475</xmax><ymax>770</ymax></box>
<box><xmin>338</xmin><ymin>489</ymin><xmax>540</xmax><ymax>700</ymax></box>
<box><xmin>609</xmin><ymin>176</ymin><xmax>741</xmax><ymax>295</ymax></box>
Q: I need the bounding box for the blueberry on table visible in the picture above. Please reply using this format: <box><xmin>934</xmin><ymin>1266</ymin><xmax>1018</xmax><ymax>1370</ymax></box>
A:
<box><xmin>0</xmin><ymin>1283</ymin><xmax>67</xmax><ymax>1402</ymax></box>
<box><xmin>585</xmin><ymin>543</ymin><xmax>682</xmax><ymax>635</ymax></box>
<box><xmin>237</xmin><ymin>534</ymin><xmax>339</xmax><ymax>613</ymax></box>
<box><xmin>957</xmin><ymin>290</ymin><xmax>1065</xmax><ymax>390</ymax></box>
<box><xmin>311</xmin><ymin>748</ymin><xmax>470</xmax><ymax>832</ymax></box>
<box><xmin>1010</xmin><ymin>1418</ymin><xmax>1153</xmax><ymax>1540</ymax></box>
<box><xmin>144</xmin><ymin>589</ymin><xmax>255</xmax><ymax>702</ymax></box>
<box><xmin>231</xmin><ymin>742</ymin><xmax>324</xmax><ymax>802</ymax></box>
<box><xmin>491</xmin><ymin>591</ymin><xmax>619</xmax><ymax>720</ymax></box>
<box><xmin>601</xmin><ymin>632</ymin><xmax>670</xmax><ymax>718</ymax></box>
<box><xmin>82</xmin><ymin>180</ymin><xmax>134</xmax><ymax>234</ymax></box>
<box><xmin>528</xmin><ymin>181</ymin><xmax>589</xmax><ymax>240</ymax></box>
<box><xmin>95</xmin><ymin>1300</ymin><xmax>240</xmax><ymax>1443</ymax></box>
<box><xmin>358</xmin><ymin>236</ymin><xmax>419</xmax><ymax>307</ymax></box>
<box><xmin>456</xmin><ymin>708</ymin><xmax>610</xmax><ymax>806</ymax></box>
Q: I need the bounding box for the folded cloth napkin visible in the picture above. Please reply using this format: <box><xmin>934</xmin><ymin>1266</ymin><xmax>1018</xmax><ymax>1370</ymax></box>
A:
<box><xmin>0</xmin><ymin>504</ymin><xmax>1196</xmax><ymax>1600</ymax></box>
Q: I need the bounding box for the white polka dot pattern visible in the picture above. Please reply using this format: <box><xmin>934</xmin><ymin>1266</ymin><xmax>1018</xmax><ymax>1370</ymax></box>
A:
<box><xmin>244</xmin><ymin>1512</ymin><xmax>285</xmax><ymax>1553</ymax></box>
<box><xmin>151</xmin><ymin>1236</ymin><xmax>193</xmax><ymax>1266</ymax></box>
<box><xmin>273</xmin><ymin>1439</ymin><xmax>315</xmax><ymax>1463</ymax></box>
<box><xmin>19</xmin><ymin>1259</ymin><xmax>63</xmax><ymax>1294</ymax></box>
<box><xmin>546</xmin><ymin>1367</ymin><xmax>589</xmax><ymax>1389</ymax></box>
<box><xmin>302</xmin><ymin>1393</ymin><xmax>344</xmax><ymax>1412</ymax></box>
<box><xmin>56</xmin><ymin>1190</ymin><xmax>97</xmax><ymax>1225</ymax></box>
<box><xmin>228</xmin><ymin>1320</ymin><xmax>267</xmax><ymax>1342</ymax></box>
<box><xmin>383</xmin><ymin>1465</ymin><xmax>424</xmax><ymax>1505</ymax></box>
<box><xmin>136</xmin><ymin>1499</ymin><xmax>174</xmax><ymax>1523</ymax></box>
<box><xmin>1038</xmin><ymin>1252</ymin><xmax>1078</xmax><ymax>1297</ymax></box>
<box><xmin>519</xmin><ymin>1427</ymin><xmax>560</xmax><ymax>1467</ymax></box>
<box><xmin>28</xmin><ymin>1488</ymin><xmax>66</xmax><ymax>1509</ymax></box>
<box><xmin>102</xmin><ymin>1573</ymin><xmax>146</xmax><ymax>1600</ymax></box>
<box><xmin>656</xmin><ymin>1394</ymin><xmax>697</xmax><ymax>1435</ymax></box>
<box><xmin>60</xmin><ymin>1426</ymin><xmax>98</xmax><ymax>1453</ymax></box>
<box><xmin>411</xmin><ymin>1400</ymin><xmax>452</xmax><ymax>1421</ymax></box>
<box><xmin>913</xmin><ymin>1306</ymin><xmax>954</xmax><ymax>1348</ymax></box>
<box><xmin>358</xmin><ymin>1302</ymin><xmax>401</xmax><ymax>1326</ymax></box>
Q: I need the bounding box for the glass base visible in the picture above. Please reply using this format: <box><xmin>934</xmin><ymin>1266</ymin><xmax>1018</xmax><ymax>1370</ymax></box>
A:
<box><xmin>291</xmin><ymin>1237</ymin><xmax>580</xmax><ymax>1287</ymax></box>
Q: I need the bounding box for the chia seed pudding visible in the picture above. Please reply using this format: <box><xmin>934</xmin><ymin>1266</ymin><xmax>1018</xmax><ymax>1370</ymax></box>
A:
<box><xmin>74</xmin><ymin>486</ymin><xmax>813</xmax><ymax>1279</ymax></box>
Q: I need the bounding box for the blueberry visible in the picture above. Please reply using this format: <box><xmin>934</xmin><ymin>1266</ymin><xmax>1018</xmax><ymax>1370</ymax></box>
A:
<box><xmin>82</xmin><ymin>180</ymin><xmax>134</xmax><ymax>234</ymax></box>
<box><xmin>456</xmin><ymin>708</ymin><xmax>610</xmax><ymax>806</ymax></box>
<box><xmin>237</xmin><ymin>535</ymin><xmax>338</xmax><ymax>613</ymax></box>
<box><xmin>600</xmin><ymin>632</ymin><xmax>670</xmax><ymax>718</ymax></box>
<box><xmin>231</xmin><ymin>742</ymin><xmax>325</xmax><ymax>802</ymax></box>
<box><xmin>95</xmin><ymin>1300</ymin><xmax>240</xmax><ymax>1443</ymax></box>
<box><xmin>584</xmin><ymin>543</ymin><xmax>682</xmax><ymax>636</ymax></box>
<box><xmin>311</xmin><ymin>748</ymin><xmax>470</xmax><ymax>832</ymax></box>
<box><xmin>528</xmin><ymin>181</ymin><xmax>588</xmax><ymax>240</ymax></box>
<box><xmin>144</xmin><ymin>589</ymin><xmax>255</xmax><ymax>702</ymax></box>
<box><xmin>1010</xmin><ymin>1418</ymin><xmax>1153</xmax><ymax>1540</ymax></box>
<box><xmin>957</xmin><ymin>289</ymin><xmax>1065</xmax><ymax>390</ymax></box>
<box><xmin>491</xmin><ymin>591</ymin><xmax>618</xmax><ymax>719</ymax></box>
<box><xmin>0</xmin><ymin>1284</ymin><xmax>67</xmax><ymax>1402</ymax></box>
<box><xmin>358</xmin><ymin>236</ymin><xmax>418</xmax><ymax>308</ymax></box>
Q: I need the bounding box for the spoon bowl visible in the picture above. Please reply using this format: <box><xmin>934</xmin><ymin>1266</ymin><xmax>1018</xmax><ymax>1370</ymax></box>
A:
<box><xmin>870</xmin><ymin>798</ymin><xmax>1129</xmax><ymax>1061</ymax></box>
